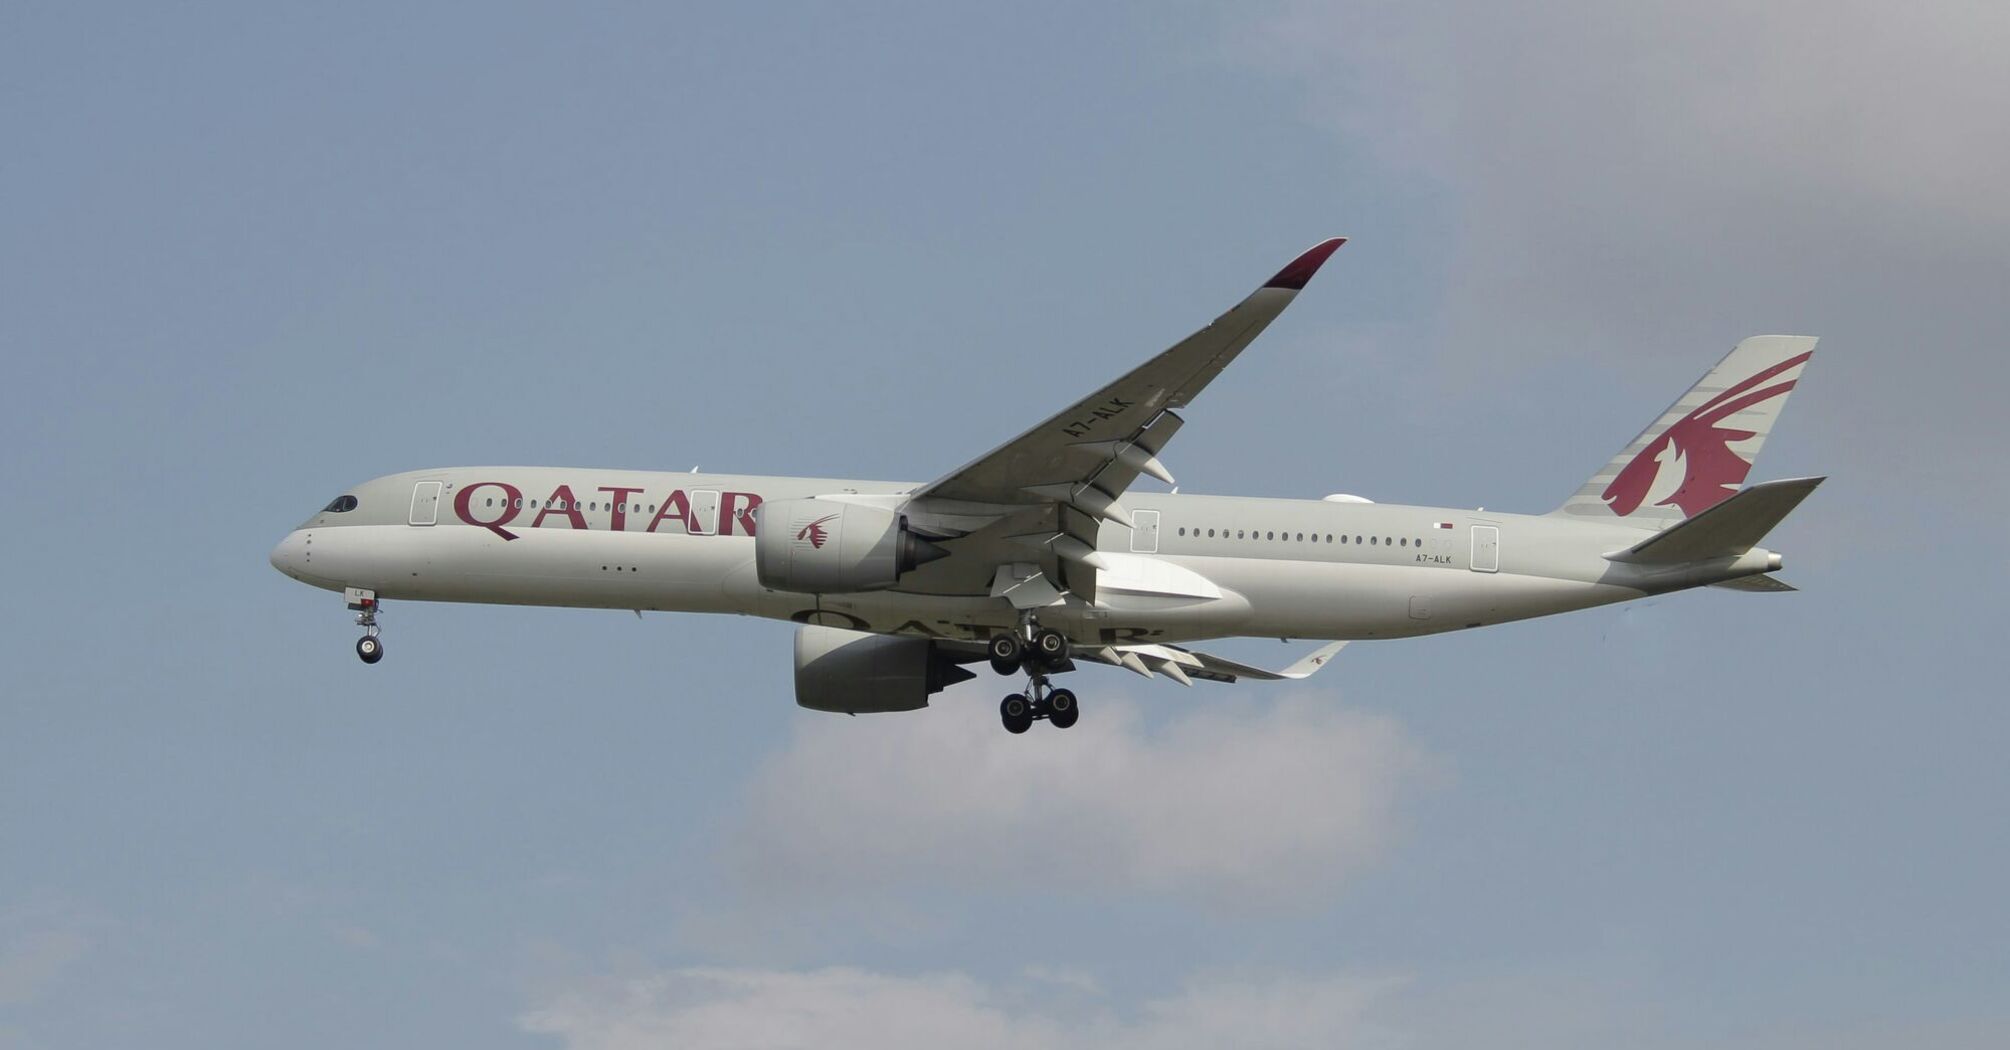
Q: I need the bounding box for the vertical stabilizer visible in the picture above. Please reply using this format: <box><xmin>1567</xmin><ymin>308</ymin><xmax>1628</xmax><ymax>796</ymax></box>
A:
<box><xmin>1553</xmin><ymin>335</ymin><xmax>1816</xmax><ymax>529</ymax></box>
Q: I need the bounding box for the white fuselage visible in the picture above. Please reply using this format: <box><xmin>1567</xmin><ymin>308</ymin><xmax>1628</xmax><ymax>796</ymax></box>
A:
<box><xmin>271</xmin><ymin>467</ymin><xmax>1777</xmax><ymax>647</ymax></box>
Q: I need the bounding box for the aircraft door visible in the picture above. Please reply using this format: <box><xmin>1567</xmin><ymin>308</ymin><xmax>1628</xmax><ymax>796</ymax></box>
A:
<box><xmin>1130</xmin><ymin>510</ymin><xmax>1160</xmax><ymax>553</ymax></box>
<box><xmin>1470</xmin><ymin>525</ymin><xmax>1499</xmax><ymax>573</ymax></box>
<box><xmin>689</xmin><ymin>490</ymin><xmax>720</xmax><ymax>535</ymax></box>
<box><xmin>409</xmin><ymin>481</ymin><xmax>444</xmax><ymax>526</ymax></box>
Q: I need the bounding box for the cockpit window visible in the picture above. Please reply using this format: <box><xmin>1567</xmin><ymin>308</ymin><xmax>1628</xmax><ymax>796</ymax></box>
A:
<box><xmin>323</xmin><ymin>495</ymin><xmax>359</xmax><ymax>513</ymax></box>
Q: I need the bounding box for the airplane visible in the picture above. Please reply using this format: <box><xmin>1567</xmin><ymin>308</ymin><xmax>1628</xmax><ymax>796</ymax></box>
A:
<box><xmin>270</xmin><ymin>238</ymin><xmax>1822</xmax><ymax>734</ymax></box>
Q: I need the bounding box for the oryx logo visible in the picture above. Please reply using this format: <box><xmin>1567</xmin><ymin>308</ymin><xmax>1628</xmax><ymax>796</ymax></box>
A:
<box><xmin>1603</xmin><ymin>351</ymin><xmax>1811</xmax><ymax>519</ymax></box>
<box><xmin>795</xmin><ymin>514</ymin><xmax>840</xmax><ymax>549</ymax></box>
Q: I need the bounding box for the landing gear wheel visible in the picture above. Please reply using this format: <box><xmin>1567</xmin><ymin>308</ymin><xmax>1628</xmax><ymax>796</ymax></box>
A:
<box><xmin>1000</xmin><ymin>694</ymin><xmax>1033</xmax><ymax>734</ymax></box>
<box><xmin>1032</xmin><ymin>628</ymin><xmax>1069</xmax><ymax>668</ymax></box>
<box><xmin>1047</xmin><ymin>688</ymin><xmax>1078</xmax><ymax>729</ymax></box>
<box><xmin>988</xmin><ymin>633</ymin><xmax>1025</xmax><ymax>676</ymax></box>
<box><xmin>356</xmin><ymin>635</ymin><xmax>384</xmax><ymax>664</ymax></box>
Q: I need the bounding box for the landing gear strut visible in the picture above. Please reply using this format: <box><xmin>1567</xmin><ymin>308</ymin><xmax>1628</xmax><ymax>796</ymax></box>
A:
<box><xmin>348</xmin><ymin>587</ymin><xmax>384</xmax><ymax>664</ymax></box>
<box><xmin>990</xmin><ymin>619</ymin><xmax>1080</xmax><ymax>734</ymax></box>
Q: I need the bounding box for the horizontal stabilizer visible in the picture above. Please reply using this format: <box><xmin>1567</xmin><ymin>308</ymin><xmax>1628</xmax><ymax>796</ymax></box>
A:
<box><xmin>1711</xmin><ymin>574</ymin><xmax>1799</xmax><ymax>593</ymax></box>
<box><xmin>1609</xmin><ymin>476</ymin><xmax>1824</xmax><ymax>564</ymax></box>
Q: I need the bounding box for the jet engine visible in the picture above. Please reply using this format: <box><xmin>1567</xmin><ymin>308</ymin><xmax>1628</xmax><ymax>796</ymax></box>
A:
<box><xmin>793</xmin><ymin>625</ymin><xmax>976</xmax><ymax>713</ymax></box>
<box><xmin>754</xmin><ymin>498</ymin><xmax>947</xmax><ymax>593</ymax></box>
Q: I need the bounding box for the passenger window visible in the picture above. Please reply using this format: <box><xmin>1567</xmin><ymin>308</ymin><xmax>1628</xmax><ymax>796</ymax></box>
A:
<box><xmin>1370</xmin><ymin>536</ymin><xmax>1378</xmax><ymax>545</ymax></box>
<box><xmin>1400</xmin><ymin>538</ymin><xmax>1408</xmax><ymax>547</ymax></box>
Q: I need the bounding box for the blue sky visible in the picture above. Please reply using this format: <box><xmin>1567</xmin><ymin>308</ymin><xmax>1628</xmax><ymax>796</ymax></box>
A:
<box><xmin>4</xmin><ymin>3</ymin><xmax>2006</xmax><ymax>1047</ymax></box>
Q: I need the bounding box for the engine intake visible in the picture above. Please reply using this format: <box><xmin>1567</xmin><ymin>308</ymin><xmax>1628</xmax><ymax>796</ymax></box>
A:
<box><xmin>793</xmin><ymin>625</ymin><xmax>976</xmax><ymax>713</ymax></box>
<box><xmin>754</xmin><ymin>498</ymin><xmax>947</xmax><ymax>593</ymax></box>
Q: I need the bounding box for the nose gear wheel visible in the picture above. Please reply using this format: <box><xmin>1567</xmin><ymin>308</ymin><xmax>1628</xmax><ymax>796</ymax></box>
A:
<box><xmin>349</xmin><ymin>590</ymin><xmax>385</xmax><ymax>664</ymax></box>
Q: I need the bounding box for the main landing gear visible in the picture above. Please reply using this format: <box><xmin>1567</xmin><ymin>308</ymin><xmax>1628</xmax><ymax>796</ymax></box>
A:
<box><xmin>991</xmin><ymin>623</ymin><xmax>1078</xmax><ymax>734</ymax></box>
<box><xmin>348</xmin><ymin>587</ymin><xmax>384</xmax><ymax>664</ymax></box>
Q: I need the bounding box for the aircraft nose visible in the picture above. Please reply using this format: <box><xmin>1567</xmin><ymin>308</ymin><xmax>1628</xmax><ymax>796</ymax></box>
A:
<box><xmin>269</xmin><ymin>531</ymin><xmax>304</xmax><ymax>578</ymax></box>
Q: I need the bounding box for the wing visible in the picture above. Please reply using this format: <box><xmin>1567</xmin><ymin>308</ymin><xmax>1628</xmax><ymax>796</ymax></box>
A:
<box><xmin>1075</xmin><ymin>640</ymin><xmax>1350</xmax><ymax>685</ymax></box>
<box><xmin>1709</xmin><ymin>574</ymin><xmax>1798</xmax><ymax>592</ymax></box>
<box><xmin>901</xmin><ymin>237</ymin><xmax>1346</xmax><ymax>600</ymax></box>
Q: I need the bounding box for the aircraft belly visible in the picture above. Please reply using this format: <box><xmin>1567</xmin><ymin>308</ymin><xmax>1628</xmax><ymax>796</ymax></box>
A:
<box><xmin>1190</xmin><ymin>557</ymin><xmax>1644</xmax><ymax>640</ymax></box>
<box><xmin>754</xmin><ymin>585</ymin><xmax>1253</xmax><ymax>646</ymax></box>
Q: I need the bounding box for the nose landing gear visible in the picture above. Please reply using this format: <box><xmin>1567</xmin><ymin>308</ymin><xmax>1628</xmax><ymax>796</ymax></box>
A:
<box><xmin>348</xmin><ymin>587</ymin><xmax>384</xmax><ymax>664</ymax></box>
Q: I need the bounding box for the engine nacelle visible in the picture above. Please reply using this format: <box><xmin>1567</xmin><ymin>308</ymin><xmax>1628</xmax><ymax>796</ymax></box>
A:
<box><xmin>793</xmin><ymin>625</ymin><xmax>976</xmax><ymax>714</ymax></box>
<box><xmin>754</xmin><ymin>498</ymin><xmax>946</xmax><ymax>593</ymax></box>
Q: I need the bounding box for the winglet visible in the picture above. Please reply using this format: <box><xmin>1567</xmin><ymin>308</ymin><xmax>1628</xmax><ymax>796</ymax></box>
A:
<box><xmin>1264</xmin><ymin>237</ymin><xmax>1347</xmax><ymax>290</ymax></box>
<box><xmin>1277</xmin><ymin>640</ymin><xmax>1349</xmax><ymax>678</ymax></box>
<box><xmin>1173</xmin><ymin>640</ymin><xmax>1350</xmax><ymax>682</ymax></box>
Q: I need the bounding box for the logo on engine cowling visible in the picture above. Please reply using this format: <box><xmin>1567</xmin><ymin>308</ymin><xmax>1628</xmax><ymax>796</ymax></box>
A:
<box><xmin>796</xmin><ymin>514</ymin><xmax>840</xmax><ymax>549</ymax></box>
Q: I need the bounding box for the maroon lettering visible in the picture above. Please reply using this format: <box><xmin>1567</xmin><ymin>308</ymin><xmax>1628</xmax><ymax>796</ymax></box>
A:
<box><xmin>646</xmin><ymin>489</ymin><xmax>693</xmax><ymax>533</ymax></box>
<box><xmin>599</xmin><ymin>486</ymin><xmax>644</xmax><ymax>532</ymax></box>
<box><xmin>721</xmin><ymin>491</ymin><xmax>763</xmax><ymax>536</ymax></box>
<box><xmin>533</xmin><ymin>485</ymin><xmax>588</xmax><ymax>530</ymax></box>
<box><xmin>454</xmin><ymin>481</ymin><xmax>523</xmax><ymax>540</ymax></box>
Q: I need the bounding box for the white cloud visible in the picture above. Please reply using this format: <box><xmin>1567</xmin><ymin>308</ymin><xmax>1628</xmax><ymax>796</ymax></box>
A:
<box><xmin>518</xmin><ymin>965</ymin><xmax>1402</xmax><ymax>1050</ymax></box>
<box><xmin>522</xmin><ymin>961</ymin><xmax>2010</xmax><ymax>1050</ymax></box>
<box><xmin>722</xmin><ymin>692</ymin><xmax>1436</xmax><ymax>908</ymax></box>
<box><xmin>1245</xmin><ymin>1</ymin><xmax>2010</xmax><ymax>231</ymax></box>
<box><xmin>1234</xmin><ymin>0</ymin><xmax>2010</xmax><ymax>368</ymax></box>
<box><xmin>0</xmin><ymin>904</ymin><xmax>98</xmax><ymax>1007</ymax></box>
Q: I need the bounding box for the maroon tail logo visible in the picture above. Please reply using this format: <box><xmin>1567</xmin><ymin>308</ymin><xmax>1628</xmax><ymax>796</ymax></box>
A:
<box><xmin>796</xmin><ymin>514</ymin><xmax>839</xmax><ymax>549</ymax></box>
<box><xmin>1602</xmin><ymin>352</ymin><xmax>1811</xmax><ymax>519</ymax></box>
